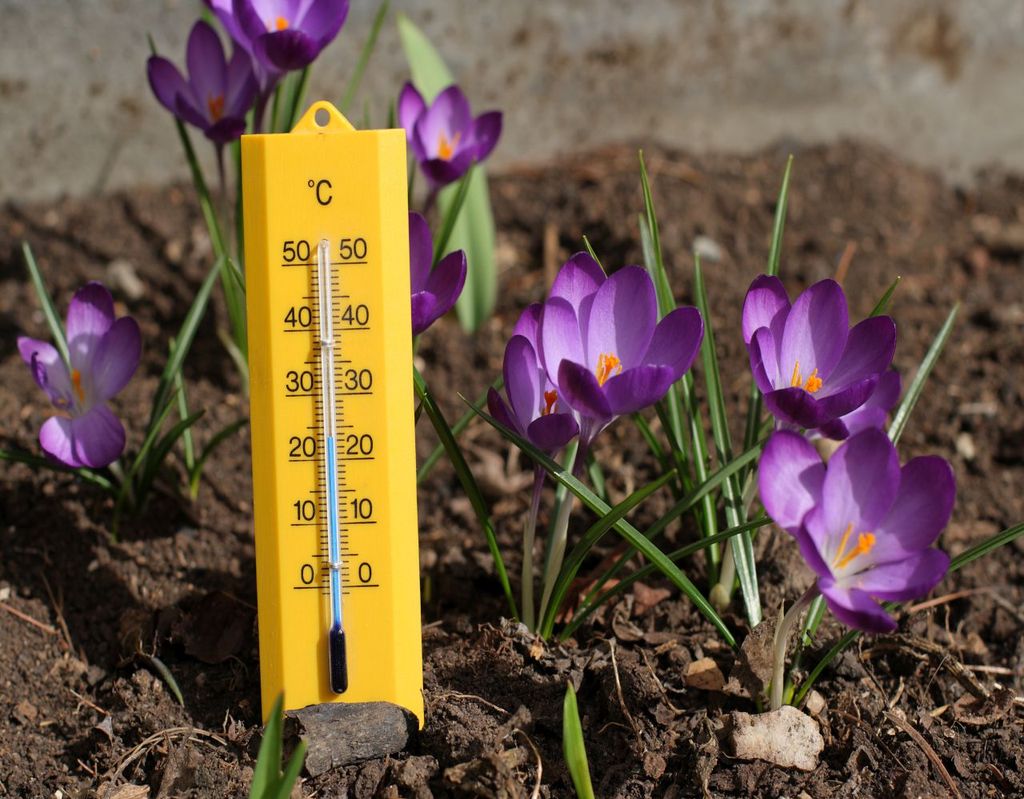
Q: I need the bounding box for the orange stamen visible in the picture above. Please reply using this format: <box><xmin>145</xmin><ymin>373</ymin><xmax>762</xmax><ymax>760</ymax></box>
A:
<box><xmin>542</xmin><ymin>390</ymin><xmax>558</xmax><ymax>416</ymax></box>
<box><xmin>833</xmin><ymin>524</ymin><xmax>876</xmax><ymax>570</ymax></box>
<box><xmin>790</xmin><ymin>360</ymin><xmax>822</xmax><ymax>393</ymax></box>
<box><xmin>71</xmin><ymin>369</ymin><xmax>85</xmax><ymax>404</ymax></box>
<box><xmin>274</xmin><ymin>16</ymin><xmax>289</xmax><ymax>30</ymax></box>
<box><xmin>437</xmin><ymin>131</ymin><xmax>461</xmax><ymax>161</ymax></box>
<box><xmin>207</xmin><ymin>94</ymin><xmax>225</xmax><ymax>122</ymax></box>
<box><xmin>595</xmin><ymin>353</ymin><xmax>622</xmax><ymax>387</ymax></box>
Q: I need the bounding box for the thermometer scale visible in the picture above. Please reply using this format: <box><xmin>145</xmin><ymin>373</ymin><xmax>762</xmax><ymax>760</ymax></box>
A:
<box><xmin>242</xmin><ymin>101</ymin><xmax>423</xmax><ymax>722</ymax></box>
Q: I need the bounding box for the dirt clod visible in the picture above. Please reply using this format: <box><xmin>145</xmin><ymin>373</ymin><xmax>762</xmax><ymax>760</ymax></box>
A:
<box><xmin>727</xmin><ymin>706</ymin><xmax>824</xmax><ymax>771</ymax></box>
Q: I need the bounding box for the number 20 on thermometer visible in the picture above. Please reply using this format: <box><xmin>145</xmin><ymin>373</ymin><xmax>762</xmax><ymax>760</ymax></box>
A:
<box><xmin>242</xmin><ymin>102</ymin><xmax>423</xmax><ymax>723</ymax></box>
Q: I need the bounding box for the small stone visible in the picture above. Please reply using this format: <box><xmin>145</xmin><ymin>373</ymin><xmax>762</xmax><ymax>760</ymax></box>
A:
<box><xmin>728</xmin><ymin>706</ymin><xmax>823</xmax><ymax>771</ymax></box>
<box><xmin>287</xmin><ymin>702</ymin><xmax>416</xmax><ymax>776</ymax></box>
<box><xmin>685</xmin><ymin>657</ymin><xmax>725</xmax><ymax>691</ymax></box>
<box><xmin>693</xmin><ymin>235</ymin><xmax>724</xmax><ymax>263</ymax></box>
<box><xmin>97</xmin><ymin>785</ymin><xmax>149</xmax><ymax>799</ymax></box>
<box><xmin>106</xmin><ymin>258</ymin><xmax>146</xmax><ymax>300</ymax></box>
<box><xmin>955</xmin><ymin>432</ymin><xmax>976</xmax><ymax>461</ymax></box>
<box><xmin>14</xmin><ymin>700</ymin><xmax>38</xmax><ymax>724</ymax></box>
<box><xmin>804</xmin><ymin>689</ymin><xmax>827</xmax><ymax>717</ymax></box>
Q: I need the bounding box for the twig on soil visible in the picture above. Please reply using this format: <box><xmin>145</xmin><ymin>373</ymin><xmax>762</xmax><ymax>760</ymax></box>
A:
<box><xmin>0</xmin><ymin>600</ymin><xmax>58</xmax><ymax>636</ymax></box>
<box><xmin>40</xmin><ymin>572</ymin><xmax>74</xmax><ymax>653</ymax></box>
<box><xmin>608</xmin><ymin>639</ymin><xmax>640</xmax><ymax>741</ymax></box>
<box><xmin>834</xmin><ymin>240</ymin><xmax>857</xmax><ymax>285</ymax></box>
<box><xmin>105</xmin><ymin>727</ymin><xmax>228</xmax><ymax>785</ymax></box>
<box><xmin>863</xmin><ymin>636</ymin><xmax>990</xmax><ymax>702</ymax></box>
<box><xmin>514</xmin><ymin>729</ymin><xmax>543</xmax><ymax>799</ymax></box>
<box><xmin>69</xmin><ymin>688</ymin><xmax>109</xmax><ymax>717</ymax></box>
<box><xmin>883</xmin><ymin>710</ymin><xmax>963</xmax><ymax>799</ymax></box>
<box><xmin>436</xmin><ymin>691</ymin><xmax>510</xmax><ymax>716</ymax></box>
<box><xmin>907</xmin><ymin>588</ymin><xmax>983</xmax><ymax>614</ymax></box>
<box><xmin>639</xmin><ymin>649</ymin><xmax>682</xmax><ymax>715</ymax></box>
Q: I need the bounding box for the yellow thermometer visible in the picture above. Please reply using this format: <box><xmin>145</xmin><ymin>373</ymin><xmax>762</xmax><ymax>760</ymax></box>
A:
<box><xmin>242</xmin><ymin>101</ymin><xmax>422</xmax><ymax>723</ymax></box>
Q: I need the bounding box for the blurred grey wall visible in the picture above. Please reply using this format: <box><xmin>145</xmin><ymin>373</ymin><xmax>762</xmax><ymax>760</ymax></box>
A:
<box><xmin>2</xmin><ymin>0</ymin><xmax>1023</xmax><ymax>202</ymax></box>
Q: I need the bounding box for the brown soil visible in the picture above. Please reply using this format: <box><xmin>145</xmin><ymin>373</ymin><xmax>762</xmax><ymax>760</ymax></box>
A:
<box><xmin>1</xmin><ymin>140</ymin><xmax>1023</xmax><ymax>798</ymax></box>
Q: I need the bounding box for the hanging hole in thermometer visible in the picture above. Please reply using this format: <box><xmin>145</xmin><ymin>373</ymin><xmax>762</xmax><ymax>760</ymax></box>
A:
<box><xmin>315</xmin><ymin>237</ymin><xmax>348</xmax><ymax>693</ymax></box>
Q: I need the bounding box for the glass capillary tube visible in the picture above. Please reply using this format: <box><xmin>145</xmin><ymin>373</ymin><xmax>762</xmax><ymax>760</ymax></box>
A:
<box><xmin>317</xmin><ymin>238</ymin><xmax>347</xmax><ymax>692</ymax></box>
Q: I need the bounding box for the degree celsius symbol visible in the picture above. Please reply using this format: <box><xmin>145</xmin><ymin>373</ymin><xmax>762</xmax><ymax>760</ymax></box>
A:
<box><xmin>308</xmin><ymin>178</ymin><xmax>333</xmax><ymax>206</ymax></box>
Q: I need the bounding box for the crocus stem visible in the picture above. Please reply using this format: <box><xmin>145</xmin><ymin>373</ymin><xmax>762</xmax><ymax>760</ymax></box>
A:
<box><xmin>522</xmin><ymin>468</ymin><xmax>545</xmax><ymax>631</ymax></box>
<box><xmin>537</xmin><ymin>485</ymin><xmax>576</xmax><ymax>625</ymax></box>
<box><xmin>709</xmin><ymin>540</ymin><xmax>736</xmax><ymax>611</ymax></box>
<box><xmin>770</xmin><ymin>584</ymin><xmax>819</xmax><ymax>711</ymax></box>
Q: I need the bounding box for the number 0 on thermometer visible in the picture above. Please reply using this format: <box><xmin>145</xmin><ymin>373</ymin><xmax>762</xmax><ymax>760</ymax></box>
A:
<box><xmin>242</xmin><ymin>102</ymin><xmax>423</xmax><ymax>723</ymax></box>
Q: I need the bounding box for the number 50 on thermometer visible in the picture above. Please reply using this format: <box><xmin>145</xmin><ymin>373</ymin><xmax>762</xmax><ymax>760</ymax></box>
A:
<box><xmin>242</xmin><ymin>102</ymin><xmax>423</xmax><ymax>723</ymax></box>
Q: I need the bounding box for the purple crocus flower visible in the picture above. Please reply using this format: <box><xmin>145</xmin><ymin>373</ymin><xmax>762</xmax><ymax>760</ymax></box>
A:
<box><xmin>409</xmin><ymin>212</ymin><xmax>467</xmax><ymax>335</ymax></box>
<box><xmin>488</xmin><ymin>305</ymin><xmax>579</xmax><ymax>455</ymax></box>
<box><xmin>759</xmin><ymin>428</ymin><xmax>954</xmax><ymax>632</ymax></box>
<box><xmin>818</xmin><ymin>369</ymin><xmax>901</xmax><ymax>440</ymax></box>
<box><xmin>398</xmin><ymin>83</ymin><xmax>502</xmax><ymax>187</ymax></box>
<box><xmin>147</xmin><ymin>20</ymin><xmax>258</xmax><ymax>144</ymax></box>
<box><xmin>743</xmin><ymin>275</ymin><xmax>896</xmax><ymax>436</ymax></box>
<box><xmin>208</xmin><ymin>0</ymin><xmax>349</xmax><ymax>74</ymax></box>
<box><xmin>18</xmin><ymin>283</ymin><xmax>141</xmax><ymax>469</ymax></box>
<box><xmin>536</xmin><ymin>253</ymin><xmax>703</xmax><ymax>448</ymax></box>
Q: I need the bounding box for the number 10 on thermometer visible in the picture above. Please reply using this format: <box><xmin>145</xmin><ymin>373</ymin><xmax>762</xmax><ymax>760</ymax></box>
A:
<box><xmin>242</xmin><ymin>102</ymin><xmax>423</xmax><ymax>723</ymax></box>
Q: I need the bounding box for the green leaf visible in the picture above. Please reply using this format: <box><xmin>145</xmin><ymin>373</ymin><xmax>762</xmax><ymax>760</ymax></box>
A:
<box><xmin>189</xmin><ymin>419</ymin><xmax>248</xmax><ymax>498</ymax></box>
<box><xmin>147</xmin><ymin>655</ymin><xmax>184</xmax><ymax>706</ymax></box>
<box><xmin>445</xmin><ymin>168</ymin><xmax>497</xmax><ymax>331</ymax></box>
<box><xmin>694</xmin><ymin>257</ymin><xmax>761</xmax><ymax>626</ymax></box>
<box><xmin>396</xmin><ymin>12</ymin><xmax>455</xmax><ymax>100</ymax></box>
<box><xmin>276</xmin><ymin>739</ymin><xmax>307</xmax><ymax>799</ymax></box>
<box><xmin>417</xmin><ymin>379</ymin><xmax>500</xmax><ymax>483</ymax></box>
<box><xmin>285</xmin><ymin>66</ymin><xmax>312</xmax><ymax>130</ymax></box>
<box><xmin>767</xmin><ymin>155</ymin><xmax>794</xmax><ymax>277</ymax></box>
<box><xmin>22</xmin><ymin>242</ymin><xmax>70</xmax><ymax>366</ymax></box>
<box><xmin>869</xmin><ymin>276</ymin><xmax>901</xmax><ymax>317</ymax></box>
<box><xmin>341</xmin><ymin>0</ymin><xmax>390</xmax><ymax>114</ymax></box>
<box><xmin>251</xmin><ymin>694</ymin><xmax>285</xmax><ymax>799</ymax></box>
<box><xmin>888</xmin><ymin>303</ymin><xmax>959</xmax><ymax>445</ymax></box>
<box><xmin>792</xmin><ymin>519</ymin><xmax>1024</xmax><ymax>707</ymax></box>
<box><xmin>0</xmin><ymin>448</ymin><xmax>115</xmax><ymax>491</ymax></box>
<box><xmin>563</xmin><ymin>684</ymin><xmax>596</xmax><ymax>799</ymax></box>
<box><xmin>433</xmin><ymin>166</ymin><xmax>475</xmax><ymax>264</ymax></box>
<box><xmin>470</xmin><ymin>403</ymin><xmax>737</xmax><ymax>647</ymax></box>
<box><xmin>415</xmin><ymin>369</ymin><xmax>518</xmax><ymax>620</ymax></box>
<box><xmin>136</xmin><ymin>410</ymin><xmax>207</xmax><ymax>503</ymax></box>
<box><xmin>172</xmin><ymin>339</ymin><xmax>196</xmax><ymax>473</ymax></box>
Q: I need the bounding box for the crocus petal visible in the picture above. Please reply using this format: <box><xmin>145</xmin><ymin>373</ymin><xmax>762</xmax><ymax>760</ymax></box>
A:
<box><xmin>173</xmin><ymin>93</ymin><xmax>211</xmax><ymax>131</ymax></box>
<box><xmin>503</xmin><ymin>336</ymin><xmax>542</xmax><ymax>428</ymax></box>
<box><xmin>763</xmin><ymin>386</ymin><xmax>828</xmax><ymax>429</ymax></box>
<box><xmin>397</xmin><ymin>82</ymin><xmax>426</xmax><ymax>137</ymax></box>
<box><xmin>410</xmin><ymin>292</ymin><xmax>438</xmax><ymax>337</ymax></box>
<box><xmin>643</xmin><ymin>306</ymin><xmax>703</xmax><ymax>380</ymax></box>
<box><xmin>815</xmin><ymin>418</ymin><xmax>851</xmax><ymax>440</ymax></box>
<box><xmin>742</xmin><ymin>274</ymin><xmax>790</xmax><ymax>345</ymax></box>
<box><xmin>550</xmin><ymin>252</ymin><xmax>605</xmax><ymax>309</ymax></box>
<box><xmin>467</xmin><ymin>111</ymin><xmax>502</xmax><ymax>162</ymax></box>
<box><xmin>512</xmin><ymin>303</ymin><xmax>543</xmax><ymax>351</ymax></box>
<box><xmin>206</xmin><ymin>0</ymin><xmax>251</xmax><ymax>50</ymax></box>
<box><xmin>147</xmin><ymin>56</ymin><xmax>190</xmax><ymax>114</ymax></box>
<box><xmin>407</xmin><ymin>212</ymin><xmax>433</xmax><ymax>293</ymax></box>
<box><xmin>90</xmin><ymin>317</ymin><xmax>142</xmax><ymax>403</ymax></box>
<box><xmin>299</xmin><ymin>0</ymin><xmax>349</xmax><ymax>46</ymax></box>
<box><xmin>821</xmin><ymin>428</ymin><xmax>900</xmax><ymax>536</ymax></box>
<box><xmin>225</xmin><ymin>48</ymin><xmax>258</xmax><ymax>117</ymax></box>
<box><xmin>255</xmin><ymin>29</ymin><xmax>318</xmax><ymax>71</ymax></box>
<box><xmin>814</xmin><ymin>376</ymin><xmax>879</xmax><ymax>420</ymax></box>
<box><xmin>818</xmin><ymin>578</ymin><xmax>897</xmax><ymax>633</ymax></box>
<box><xmin>871</xmin><ymin>456</ymin><xmax>956</xmax><ymax>563</ymax></box>
<box><xmin>538</xmin><ymin>298</ymin><xmax>584</xmax><ymax>382</ymax></box>
<box><xmin>526</xmin><ymin>413</ymin><xmax>579</xmax><ymax>453</ymax></box>
<box><xmin>748</xmin><ymin>327</ymin><xmax>779</xmax><ymax>395</ymax></box>
<box><xmin>839</xmin><ymin>370</ymin><xmax>900</xmax><ymax>437</ymax></box>
<box><xmin>235</xmin><ymin>0</ymin><xmax>273</xmax><ymax>43</ymax></box>
<box><xmin>601</xmin><ymin>365</ymin><xmax>675</xmax><ymax>416</ymax></box>
<box><xmin>18</xmin><ymin>337</ymin><xmax>73</xmax><ymax>405</ymax></box>
<box><xmin>557</xmin><ymin>360</ymin><xmax>613</xmax><ymax>420</ymax></box>
<box><xmin>424</xmin><ymin>250</ymin><xmax>467</xmax><ymax>322</ymax></box>
<box><xmin>779</xmin><ymin>279</ymin><xmax>848</xmax><ymax>382</ymax></box>
<box><xmin>203</xmin><ymin>116</ymin><xmax>248</xmax><ymax>143</ymax></box>
<box><xmin>417</xmin><ymin>86</ymin><xmax>472</xmax><ymax>157</ymax></box>
<box><xmin>853</xmin><ymin>549</ymin><xmax>949</xmax><ymax>601</ymax></box>
<box><xmin>582</xmin><ymin>266</ymin><xmax>657</xmax><ymax>370</ymax></box>
<box><xmin>820</xmin><ymin>316</ymin><xmax>896</xmax><ymax>395</ymax></box>
<box><xmin>186</xmin><ymin>21</ymin><xmax>228</xmax><ymax>108</ymax></box>
<box><xmin>758</xmin><ymin>431</ymin><xmax>825</xmax><ymax>534</ymax></box>
<box><xmin>66</xmin><ymin>282</ymin><xmax>115</xmax><ymax>372</ymax></box>
<box><xmin>487</xmin><ymin>388</ymin><xmax>523</xmax><ymax>437</ymax></box>
<box><xmin>40</xmin><ymin>405</ymin><xmax>126</xmax><ymax>469</ymax></box>
<box><xmin>418</xmin><ymin>156</ymin><xmax>471</xmax><ymax>187</ymax></box>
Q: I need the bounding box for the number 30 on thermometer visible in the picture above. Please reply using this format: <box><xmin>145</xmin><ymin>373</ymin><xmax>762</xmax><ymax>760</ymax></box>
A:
<box><xmin>242</xmin><ymin>102</ymin><xmax>423</xmax><ymax>723</ymax></box>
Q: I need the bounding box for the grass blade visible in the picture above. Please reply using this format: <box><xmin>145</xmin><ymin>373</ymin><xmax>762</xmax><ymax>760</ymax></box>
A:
<box><xmin>418</xmin><ymin>377</ymin><xmax>500</xmax><ymax>483</ymax></box>
<box><xmin>251</xmin><ymin>693</ymin><xmax>285</xmax><ymax>798</ymax></box>
<box><xmin>0</xmin><ymin>448</ymin><xmax>114</xmax><ymax>491</ymax></box>
<box><xmin>433</xmin><ymin>166</ymin><xmax>474</xmax><ymax>264</ymax></box>
<box><xmin>189</xmin><ymin>419</ymin><xmax>248</xmax><ymax>498</ymax></box>
<box><xmin>147</xmin><ymin>655</ymin><xmax>184</xmax><ymax>706</ymax></box>
<box><xmin>767</xmin><ymin>155</ymin><xmax>794</xmax><ymax>277</ymax></box>
<box><xmin>869</xmin><ymin>276</ymin><xmax>901</xmax><ymax>317</ymax></box>
<box><xmin>888</xmin><ymin>303</ymin><xmax>959</xmax><ymax>445</ymax></box>
<box><xmin>694</xmin><ymin>257</ymin><xmax>761</xmax><ymax>626</ymax></box>
<box><xmin>470</xmin><ymin>403</ymin><xmax>737</xmax><ymax>647</ymax></box>
<box><xmin>275</xmin><ymin>739</ymin><xmax>307</xmax><ymax>799</ymax></box>
<box><xmin>415</xmin><ymin>369</ymin><xmax>518</xmax><ymax>619</ymax></box>
<box><xmin>22</xmin><ymin>242</ymin><xmax>70</xmax><ymax>366</ymax></box>
<box><xmin>341</xmin><ymin>0</ymin><xmax>389</xmax><ymax>114</ymax></box>
<box><xmin>172</xmin><ymin>340</ymin><xmax>196</xmax><ymax>473</ymax></box>
<box><xmin>563</xmin><ymin>684</ymin><xmax>596</xmax><ymax>799</ymax></box>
